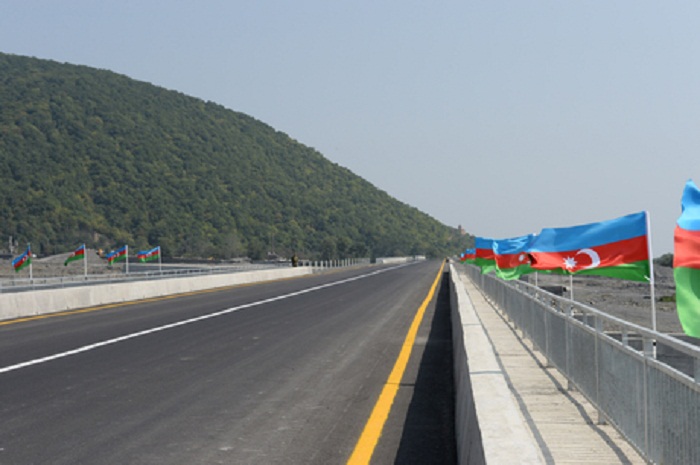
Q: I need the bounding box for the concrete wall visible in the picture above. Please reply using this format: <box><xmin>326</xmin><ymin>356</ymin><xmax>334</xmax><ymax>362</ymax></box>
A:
<box><xmin>0</xmin><ymin>267</ymin><xmax>312</xmax><ymax>321</ymax></box>
<box><xmin>374</xmin><ymin>256</ymin><xmax>426</xmax><ymax>264</ymax></box>
<box><xmin>449</xmin><ymin>264</ymin><xmax>541</xmax><ymax>465</ymax></box>
<box><xmin>449</xmin><ymin>264</ymin><xmax>486</xmax><ymax>465</ymax></box>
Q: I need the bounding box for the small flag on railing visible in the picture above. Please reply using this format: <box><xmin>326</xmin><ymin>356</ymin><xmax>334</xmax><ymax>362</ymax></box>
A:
<box><xmin>106</xmin><ymin>245</ymin><xmax>128</xmax><ymax>266</ymax></box>
<box><xmin>64</xmin><ymin>244</ymin><xmax>86</xmax><ymax>266</ymax></box>
<box><xmin>12</xmin><ymin>245</ymin><xmax>31</xmax><ymax>273</ymax></box>
<box><xmin>137</xmin><ymin>246</ymin><xmax>160</xmax><ymax>263</ymax></box>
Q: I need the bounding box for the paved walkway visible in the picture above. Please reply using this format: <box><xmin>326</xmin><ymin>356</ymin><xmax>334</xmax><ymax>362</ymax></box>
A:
<box><xmin>458</xmin><ymin>269</ymin><xmax>646</xmax><ymax>464</ymax></box>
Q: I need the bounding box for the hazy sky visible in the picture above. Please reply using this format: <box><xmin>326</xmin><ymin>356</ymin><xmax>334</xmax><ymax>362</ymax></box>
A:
<box><xmin>2</xmin><ymin>1</ymin><xmax>698</xmax><ymax>254</ymax></box>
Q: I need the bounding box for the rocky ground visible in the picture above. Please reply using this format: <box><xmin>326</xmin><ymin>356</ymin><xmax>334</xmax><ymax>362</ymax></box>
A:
<box><xmin>522</xmin><ymin>265</ymin><xmax>681</xmax><ymax>334</ymax></box>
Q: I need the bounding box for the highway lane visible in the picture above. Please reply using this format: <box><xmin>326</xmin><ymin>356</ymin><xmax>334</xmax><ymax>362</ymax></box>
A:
<box><xmin>0</xmin><ymin>260</ymin><xmax>454</xmax><ymax>464</ymax></box>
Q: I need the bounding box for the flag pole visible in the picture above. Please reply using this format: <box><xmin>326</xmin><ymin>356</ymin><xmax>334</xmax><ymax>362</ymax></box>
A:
<box><xmin>83</xmin><ymin>243</ymin><xmax>88</xmax><ymax>279</ymax></box>
<box><xmin>29</xmin><ymin>243</ymin><xmax>33</xmax><ymax>281</ymax></box>
<box><xmin>126</xmin><ymin>245</ymin><xmax>129</xmax><ymax>275</ymax></box>
<box><xmin>569</xmin><ymin>274</ymin><xmax>574</xmax><ymax>301</ymax></box>
<box><xmin>645</xmin><ymin>211</ymin><xmax>657</xmax><ymax>333</ymax></box>
<box><xmin>158</xmin><ymin>246</ymin><xmax>162</xmax><ymax>274</ymax></box>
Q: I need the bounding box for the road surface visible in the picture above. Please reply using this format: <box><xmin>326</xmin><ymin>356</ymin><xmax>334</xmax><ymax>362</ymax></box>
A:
<box><xmin>0</xmin><ymin>261</ymin><xmax>455</xmax><ymax>464</ymax></box>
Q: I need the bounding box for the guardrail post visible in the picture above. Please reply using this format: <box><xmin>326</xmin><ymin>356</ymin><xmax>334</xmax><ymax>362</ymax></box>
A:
<box><xmin>643</xmin><ymin>337</ymin><xmax>654</xmax><ymax>358</ymax></box>
<box><xmin>566</xmin><ymin>304</ymin><xmax>574</xmax><ymax>391</ymax></box>
<box><xmin>595</xmin><ymin>316</ymin><xmax>605</xmax><ymax>425</ymax></box>
<box><xmin>642</xmin><ymin>336</ymin><xmax>651</xmax><ymax>456</ymax></box>
<box><xmin>544</xmin><ymin>308</ymin><xmax>551</xmax><ymax>368</ymax></box>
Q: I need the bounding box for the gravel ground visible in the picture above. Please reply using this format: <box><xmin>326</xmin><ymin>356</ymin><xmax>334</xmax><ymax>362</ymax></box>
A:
<box><xmin>524</xmin><ymin>265</ymin><xmax>681</xmax><ymax>334</ymax></box>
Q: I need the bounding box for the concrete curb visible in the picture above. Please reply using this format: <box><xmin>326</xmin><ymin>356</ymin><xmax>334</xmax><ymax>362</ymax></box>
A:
<box><xmin>449</xmin><ymin>264</ymin><xmax>543</xmax><ymax>464</ymax></box>
<box><xmin>0</xmin><ymin>267</ymin><xmax>313</xmax><ymax>321</ymax></box>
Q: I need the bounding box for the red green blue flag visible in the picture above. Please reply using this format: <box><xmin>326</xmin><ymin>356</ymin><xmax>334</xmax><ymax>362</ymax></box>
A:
<box><xmin>12</xmin><ymin>245</ymin><xmax>31</xmax><ymax>272</ymax></box>
<box><xmin>64</xmin><ymin>244</ymin><xmax>86</xmax><ymax>266</ymax></box>
<box><xmin>528</xmin><ymin>211</ymin><xmax>650</xmax><ymax>282</ymax></box>
<box><xmin>475</xmin><ymin>237</ymin><xmax>496</xmax><ymax>274</ymax></box>
<box><xmin>107</xmin><ymin>245</ymin><xmax>128</xmax><ymax>265</ymax></box>
<box><xmin>459</xmin><ymin>248</ymin><xmax>476</xmax><ymax>263</ymax></box>
<box><xmin>673</xmin><ymin>180</ymin><xmax>700</xmax><ymax>338</ymax></box>
<box><xmin>137</xmin><ymin>246</ymin><xmax>160</xmax><ymax>263</ymax></box>
<box><xmin>493</xmin><ymin>235</ymin><xmax>535</xmax><ymax>280</ymax></box>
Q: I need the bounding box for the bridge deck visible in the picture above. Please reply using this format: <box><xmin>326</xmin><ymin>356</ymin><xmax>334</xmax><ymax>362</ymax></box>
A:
<box><xmin>459</xmin><ymin>269</ymin><xmax>645</xmax><ymax>464</ymax></box>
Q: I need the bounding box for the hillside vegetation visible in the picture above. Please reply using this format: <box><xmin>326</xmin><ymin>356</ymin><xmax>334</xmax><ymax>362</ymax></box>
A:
<box><xmin>0</xmin><ymin>52</ymin><xmax>470</xmax><ymax>260</ymax></box>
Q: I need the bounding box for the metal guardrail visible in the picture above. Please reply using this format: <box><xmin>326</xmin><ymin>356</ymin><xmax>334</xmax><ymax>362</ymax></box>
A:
<box><xmin>464</xmin><ymin>264</ymin><xmax>700</xmax><ymax>465</ymax></box>
<box><xmin>0</xmin><ymin>258</ymin><xmax>372</xmax><ymax>294</ymax></box>
<box><xmin>0</xmin><ymin>264</ymin><xmax>282</xmax><ymax>294</ymax></box>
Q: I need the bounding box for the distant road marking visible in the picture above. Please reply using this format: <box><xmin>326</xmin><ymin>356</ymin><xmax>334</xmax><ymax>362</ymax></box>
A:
<box><xmin>0</xmin><ymin>265</ymin><xmax>406</xmax><ymax>327</ymax></box>
<box><xmin>347</xmin><ymin>261</ymin><xmax>444</xmax><ymax>465</ymax></box>
<box><xmin>0</xmin><ymin>264</ymin><xmax>412</xmax><ymax>375</ymax></box>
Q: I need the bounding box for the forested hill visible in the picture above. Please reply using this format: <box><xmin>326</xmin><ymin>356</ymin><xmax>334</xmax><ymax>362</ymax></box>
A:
<box><xmin>0</xmin><ymin>52</ymin><xmax>470</xmax><ymax>260</ymax></box>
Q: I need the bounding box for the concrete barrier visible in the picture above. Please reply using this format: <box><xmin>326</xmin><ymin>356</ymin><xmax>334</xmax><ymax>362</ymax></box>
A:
<box><xmin>0</xmin><ymin>267</ymin><xmax>313</xmax><ymax>321</ymax></box>
<box><xmin>374</xmin><ymin>256</ymin><xmax>426</xmax><ymax>264</ymax></box>
<box><xmin>450</xmin><ymin>264</ymin><xmax>486</xmax><ymax>464</ymax></box>
<box><xmin>449</xmin><ymin>264</ymin><xmax>541</xmax><ymax>464</ymax></box>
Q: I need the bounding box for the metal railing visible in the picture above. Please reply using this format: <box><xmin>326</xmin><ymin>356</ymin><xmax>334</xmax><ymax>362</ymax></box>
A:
<box><xmin>0</xmin><ymin>258</ymin><xmax>372</xmax><ymax>294</ymax></box>
<box><xmin>464</xmin><ymin>265</ymin><xmax>700</xmax><ymax>465</ymax></box>
<box><xmin>0</xmin><ymin>264</ymin><xmax>280</xmax><ymax>294</ymax></box>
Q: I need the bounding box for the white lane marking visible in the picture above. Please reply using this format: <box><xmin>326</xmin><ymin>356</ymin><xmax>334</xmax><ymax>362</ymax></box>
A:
<box><xmin>0</xmin><ymin>264</ymin><xmax>412</xmax><ymax>375</ymax></box>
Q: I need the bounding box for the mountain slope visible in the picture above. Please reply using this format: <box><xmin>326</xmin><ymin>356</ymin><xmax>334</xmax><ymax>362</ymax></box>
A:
<box><xmin>0</xmin><ymin>52</ymin><xmax>469</xmax><ymax>259</ymax></box>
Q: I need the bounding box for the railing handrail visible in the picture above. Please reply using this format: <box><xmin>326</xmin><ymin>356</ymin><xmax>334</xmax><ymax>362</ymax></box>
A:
<box><xmin>0</xmin><ymin>258</ymin><xmax>373</xmax><ymax>294</ymax></box>
<box><xmin>464</xmin><ymin>263</ymin><xmax>700</xmax><ymax>464</ymax></box>
<box><xmin>505</xmin><ymin>274</ymin><xmax>700</xmax><ymax>362</ymax></box>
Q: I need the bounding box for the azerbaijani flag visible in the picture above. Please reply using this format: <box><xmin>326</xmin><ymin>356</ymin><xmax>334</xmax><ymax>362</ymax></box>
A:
<box><xmin>12</xmin><ymin>245</ymin><xmax>31</xmax><ymax>272</ymax></box>
<box><xmin>106</xmin><ymin>245</ymin><xmax>128</xmax><ymax>265</ymax></box>
<box><xmin>493</xmin><ymin>234</ymin><xmax>535</xmax><ymax>281</ymax></box>
<box><xmin>459</xmin><ymin>248</ymin><xmax>476</xmax><ymax>263</ymax></box>
<box><xmin>528</xmin><ymin>211</ymin><xmax>650</xmax><ymax>282</ymax></box>
<box><xmin>137</xmin><ymin>246</ymin><xmax>160</xmax><ymax>263</ymax></box>
<box><xmin>673</xmin><ymin>180</ymin><xmax>700</xmax><ymax>337</ymax></box>
<box><xmin>475</xmin><ymin>237</ymin><xmax>496</xmax><ymax>274</ymax></box>
<box><xmin>64</xmin><ymin>244</ymin><xmax>86</xmax><ymax>266</ymax></box>
<box><xmin>464</xmin><ymin>248</ymin><xmax>476</xmax><ymax>263</ymax></box>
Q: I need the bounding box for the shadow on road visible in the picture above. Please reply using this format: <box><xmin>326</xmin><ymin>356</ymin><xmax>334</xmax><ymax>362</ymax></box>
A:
<box><xmin>394</xmin><ymin>271</ymin><xmax>457</xmax><ymax>464</ymax></box>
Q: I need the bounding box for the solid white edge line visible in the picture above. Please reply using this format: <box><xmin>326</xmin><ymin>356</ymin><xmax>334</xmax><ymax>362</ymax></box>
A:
<box><xmin>0</xmin><ymin>263</ymin><xmax>414</xmax><ymax>375</ymax></box>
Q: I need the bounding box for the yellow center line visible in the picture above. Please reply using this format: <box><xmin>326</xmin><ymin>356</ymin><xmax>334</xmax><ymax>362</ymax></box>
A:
<box><xmin>347</xmin><ymin>261</ymin><xmax>445</xmax><ymax>465</ymax></box>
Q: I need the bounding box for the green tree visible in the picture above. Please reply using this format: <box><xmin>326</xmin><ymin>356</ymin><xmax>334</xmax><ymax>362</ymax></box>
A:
<box><xmin>0</xmin><ymin>52</ymin><xmax>471</xmax><ymax>260</ymax></box>
<box><xmin>320</xmin><ymin>237</ymin><xmax>337</xmax><ymax>261</ymax></box>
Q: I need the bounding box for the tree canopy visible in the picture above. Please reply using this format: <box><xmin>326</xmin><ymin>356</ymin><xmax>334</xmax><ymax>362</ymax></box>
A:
<box><xmin>0</xmin><ymin>52</ymin><xmax>471</xmax><ymax>259</ymax></box>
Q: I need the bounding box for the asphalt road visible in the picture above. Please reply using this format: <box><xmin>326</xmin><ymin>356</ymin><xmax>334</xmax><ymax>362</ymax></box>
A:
<box><xmin>0</xmin><ymin>260</ymin><xmax>455</xmax><ymax>464</ymax></box>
